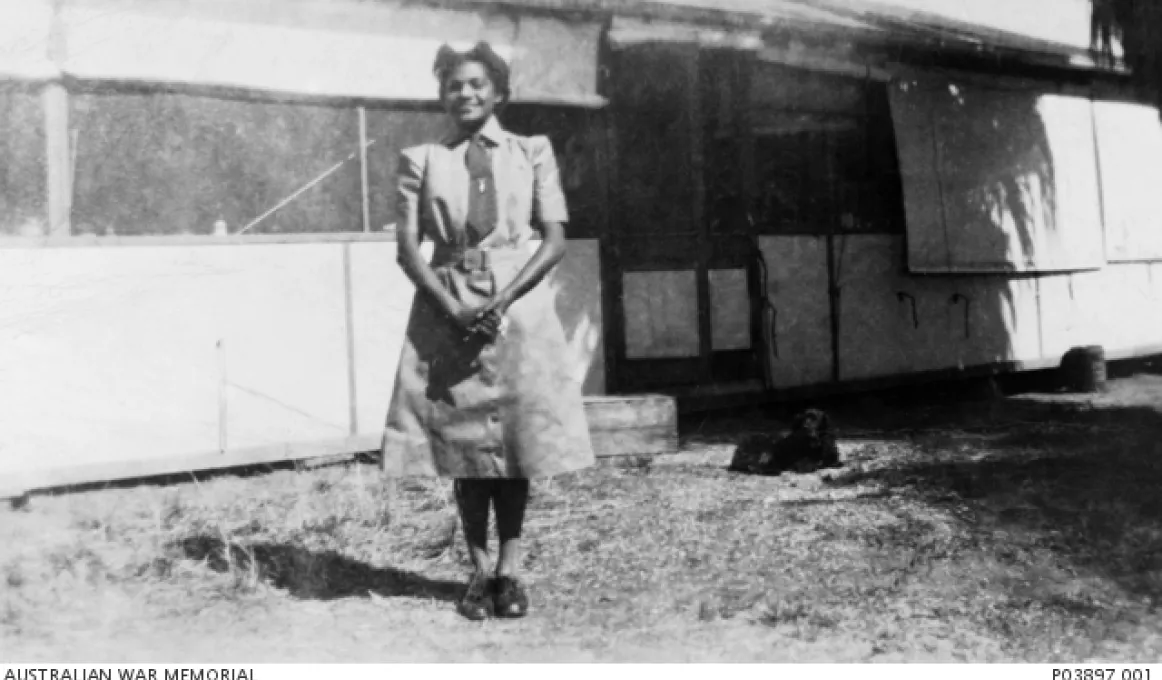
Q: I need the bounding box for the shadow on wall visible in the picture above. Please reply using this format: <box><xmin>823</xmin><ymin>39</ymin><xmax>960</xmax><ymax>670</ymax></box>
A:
<box><xmin>884</xmin><ymin>75</ymin><xmax>1072</xmax><ymax>374</ymax></box>
<box><xmin>830</xmin><ymin>78</ymin><xmax>1066</xmax><ymax>382</ymax></box>
<box><xmin>936</xmin><ymin>84</ymin><xmax>1056</xmax><ymax>265</ymax></box>
<box><xmin>546</xmin><ymin>245</ymin><xmax>605</xmax><ymax>394</ymax></box>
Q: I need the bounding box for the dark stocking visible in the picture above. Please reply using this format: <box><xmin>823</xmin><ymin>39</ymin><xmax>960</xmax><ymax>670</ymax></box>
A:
<box><xmin>492</xmin><ymin>479</ymin><xmax>530</xmax><ymax>576</ymax></box>
<box><xmin>453</xmin><ymin>479</ymin><xmax>493</xmax><ymax>575</ymax></box>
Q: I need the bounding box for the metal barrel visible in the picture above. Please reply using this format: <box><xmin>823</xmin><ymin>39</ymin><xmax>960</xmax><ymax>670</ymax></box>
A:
<box><xmin>1060</xmin><ymin>345</ymin><xmax>1107</xmax><ymax>393</ymax></box>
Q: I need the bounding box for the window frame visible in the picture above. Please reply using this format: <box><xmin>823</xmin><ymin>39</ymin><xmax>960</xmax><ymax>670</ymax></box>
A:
<box><xmin>1</xmin><ymin>83</ymin><xmax>604</xmax><ymax>247</ymax></box>
<box><xmin>65</xmin><ymin>84</ymin><xmax>375</xmax><ymax>240</ymax></box>
<box><xmin>746</xmin><ymin>62</ymin><xmax>907</xmax><ymax>238</ymax></box>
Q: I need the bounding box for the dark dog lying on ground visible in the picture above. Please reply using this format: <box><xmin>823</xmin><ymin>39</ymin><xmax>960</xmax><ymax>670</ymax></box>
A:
<box><xmin>728</xmin><ymin>408</ymin><xmax>841</xmax><ymax>476</ymax></box>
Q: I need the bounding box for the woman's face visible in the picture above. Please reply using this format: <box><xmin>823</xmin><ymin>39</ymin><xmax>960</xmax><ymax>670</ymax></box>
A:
<box><xmin>442</xmin><ymin>60</ymin><xmax>503</xmax><ymax>129</ymax></box>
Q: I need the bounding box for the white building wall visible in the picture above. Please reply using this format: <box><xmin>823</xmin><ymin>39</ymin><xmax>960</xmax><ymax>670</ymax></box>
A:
<box><xmin>0</xmin><ymin>238</ymin><xmax>605</xmax><ymax>490</ymax></box>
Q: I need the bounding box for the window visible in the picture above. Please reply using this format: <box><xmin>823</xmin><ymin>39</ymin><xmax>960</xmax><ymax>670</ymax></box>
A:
<box><xmin>70</xmin><ymin>91</ymin><xmax>363</xmax><ymax>236</ymax></box>
<box><xmin>506</xmin><ymin>104</ymin><xmax>606</xmax><ymax>238</ymax></box>
<box><xmin>610</xmin><ymin>44</ymin><xmax>699</xmax><ymax>237</ymax></box>
<box><xmin>0</xmin><ymin>84</ymin><xmax>46</xmax><ymax>236</ymax></box>
<box><xmin>749</xmin><ymin>64</ymin><xmax>905</xmax><ymax>235</ymax></box>
<box><xmin>363</xmin><ymin>107</ymin><xmax>447</xmax><ymax>235</ymax></box>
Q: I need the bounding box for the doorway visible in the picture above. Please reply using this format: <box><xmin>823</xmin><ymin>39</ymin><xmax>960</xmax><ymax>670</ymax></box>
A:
<box><xmin>605</xmin><ymin>44</ymin><xmax>763</xmax><ymax>394</ymax></box>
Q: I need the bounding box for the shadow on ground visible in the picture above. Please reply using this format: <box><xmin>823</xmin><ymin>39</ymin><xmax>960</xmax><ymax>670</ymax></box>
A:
<box><xmin>824</xmin><ymin>402</ymin><xmax>1162</xmax><ymax>606</ymax></box>
<box><xmin>685</xmin><ymin>359</ymin><xmax>1162</xmax><ymax>613</ymax></box>
<box><xmin>173</xmin><ymin>535</ymin><xmax>463</xmax><ymax>603</ymax></box>
<box><xmin>682</xmin><ymin>357</ymin><xmax>1162</xmax><ymax>441</ymax></box>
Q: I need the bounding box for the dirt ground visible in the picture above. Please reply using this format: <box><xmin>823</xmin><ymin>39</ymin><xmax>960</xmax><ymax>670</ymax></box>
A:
<box><xmin>4</xmin><ymin>365</ymin><xmax>1162</xmax><ymax>662</ymax></box>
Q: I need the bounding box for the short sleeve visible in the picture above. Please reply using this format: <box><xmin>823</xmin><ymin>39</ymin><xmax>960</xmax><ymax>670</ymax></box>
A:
<box><xmin>395</xmin><ymin>145</ymin><xmax>426</xmax><ymax>237</ymax></box>
<box><xmin>530</xmin><ymin>135</ymin><xmax>569</xmax><ymax>225</ymax></box>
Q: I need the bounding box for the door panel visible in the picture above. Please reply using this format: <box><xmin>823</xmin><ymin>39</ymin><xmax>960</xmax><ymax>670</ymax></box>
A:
<box><xmin>758</xmin><ymin>235</ymin><xmax>833</xmax><ymax>387</ymax></box>
<box><xmin>622</xmin><ymin>270</ymin><xmax>701</xmax><ymax>359</ymax></box>
<box><xmin>834</xmin><ymin>234</ymin><xmax>916</xmax><ymax>381</ymax></box>
<box><xmin>708</xmin><ymin>268</ymin><xmax>751</xmax><ymax>351</ymax></box>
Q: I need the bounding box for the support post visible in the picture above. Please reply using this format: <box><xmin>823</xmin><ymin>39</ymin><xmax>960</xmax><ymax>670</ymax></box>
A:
<box><xmin>826</xmin><ymin>233</ymin><xmax>841</xmax><ymax>384</ymax></box>
<box><xmin>43</xmin><ymin>84</ymin><xmax>70</xmax><ymax>237</ymax></box>
<box><xmin>358</xmin><ymin>106</ymin><xmax>371</xmax><ymax>233</ymax></box>
<box><xmin>687</xmin><ymin>47</ymin><xmax>712</xmax><ymax>384</ymax></box>
<box><xmin>44</xmin><ymin>0</ymin><xmax>70</xmax><ymax>237</ymax></box>
<box><xmin>342</xmin><ymin>242</ymin><xmax>359</xmax><ymax>436</ymax></box>
<box><xmin>217</xmin><ymin>339</ymin><xmax>228</xmax><ymax>454</ymax></box>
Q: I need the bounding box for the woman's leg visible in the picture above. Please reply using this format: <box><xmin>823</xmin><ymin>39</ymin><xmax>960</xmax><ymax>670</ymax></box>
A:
<box><xmin>453</xmin><ymin>478</ymin><xmax>496</xmax><ymax>620</ymax></box>
<box><xmin>492</xmin><ymin>478</ymin><xmax>530</xmax><ymax>576</ymax></box>
<box><xmin>492</xmin><ymin>479</ymin><xmax>531</xmax><ymax>618</ymax></box>
<box><xmin>453</xmin><ymin>479</ymin><xmax>494</xmax><ymax>574</ymax></box>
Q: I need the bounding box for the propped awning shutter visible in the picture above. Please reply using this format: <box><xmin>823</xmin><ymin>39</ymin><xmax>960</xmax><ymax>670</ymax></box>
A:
<box><xmin>888</xmin><ymin>74</ymin><xmax>1105</xmax><ymax>273</ymax></box>
<box><xmin>56</xmin><ymin>0</ymin><xmax>605</xmax><ymax>107</ymax></box>
<box><xmin>1093</xmin><ymin>100</ymin><xmax>1162</xmax><ymax>262</ymax></box>
<box><xmin>887</xmin><ymin>78</ymin><xmax>948</xmax><ymax>271</ymax></box>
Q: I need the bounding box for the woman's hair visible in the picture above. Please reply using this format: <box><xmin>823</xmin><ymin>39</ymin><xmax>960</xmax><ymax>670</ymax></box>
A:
<box><xmin>433</xmin><ymin>41</ymin><xmax>511</xmax><ymax>103</ymax></box>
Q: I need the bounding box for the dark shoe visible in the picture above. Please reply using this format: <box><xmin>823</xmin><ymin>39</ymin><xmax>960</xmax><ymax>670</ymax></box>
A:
<box><xmin>457</xmin><ymin>573</ymin><xmax>494</xmax><ymax>621</ymax></box>
<box><xmin>493</xmin><ymin>575</ymin><xmax>529</xmax><ymax>618</ymax></box>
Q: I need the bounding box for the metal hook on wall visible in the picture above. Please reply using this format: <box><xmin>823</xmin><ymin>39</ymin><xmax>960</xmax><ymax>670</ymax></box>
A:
<box><xmin>769</xmin><ymin>306</ymin><xmax>779</xmax><ymax>359</ymax></box>
<box><xmin>217</xmin><ymin>338</ymin><xmax>228</xmax><ymax>454</ymax></box>
<box><xmin>949</xmin><ymin>293</ymin><xmax>971</xmax><ymax>339</ymax></box>
<box><xmin>895</xmin><ymin>291</ymin><xmax>919</xmax><ymax>328</ymax></box>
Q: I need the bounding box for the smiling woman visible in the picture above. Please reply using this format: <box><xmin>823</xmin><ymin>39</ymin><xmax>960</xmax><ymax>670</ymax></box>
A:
<box><xmin>435</xmin><ymin>44</ymin><xmax>510</xmax><ymax>128</ymax></box>
<box><xmin>380</xmin><ymin>41</ymin><xmax>596</xmax><ymax>623</ymax></box>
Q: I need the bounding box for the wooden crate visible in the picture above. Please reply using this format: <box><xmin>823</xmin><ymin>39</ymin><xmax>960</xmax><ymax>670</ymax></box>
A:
<box><xmin>583</xmin><ymin>394</ymin><xmax>678</xmax><ymax>458</ymax></box>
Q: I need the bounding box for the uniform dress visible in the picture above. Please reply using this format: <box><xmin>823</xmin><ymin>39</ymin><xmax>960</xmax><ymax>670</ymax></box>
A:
<box><xmin>381</xmin><ymin>116</ymin><xmax>596</xmax><ymax>479</ymax></box>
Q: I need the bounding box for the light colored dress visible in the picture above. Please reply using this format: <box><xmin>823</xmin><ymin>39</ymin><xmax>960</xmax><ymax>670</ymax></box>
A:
<box><xmin>381</xmin><ymin>116</ymin><xmax>596</xmax><ymax>479</ymax></box>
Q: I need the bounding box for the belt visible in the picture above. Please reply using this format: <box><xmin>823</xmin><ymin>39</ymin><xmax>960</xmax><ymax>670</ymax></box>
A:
<box><xmin>434</xmin><ymin>242</ymin><xmax>530</xmax><ymax>272</ymax></box>
<box><xmin>459</xmin><ymin>247</ymin><xmax>490</xmax><ymax>272</ymax></box>
<box><xmin>433</xmin><ymin>246</ymin><xmax>493</xmax><ymax>272</ymax></box>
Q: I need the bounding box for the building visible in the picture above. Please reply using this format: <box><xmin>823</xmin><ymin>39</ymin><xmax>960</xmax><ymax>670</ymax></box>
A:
<box><xmin>2</xmin><ymin>0</ymin><xmax>1159</xmax><ymax>495</ymax></box>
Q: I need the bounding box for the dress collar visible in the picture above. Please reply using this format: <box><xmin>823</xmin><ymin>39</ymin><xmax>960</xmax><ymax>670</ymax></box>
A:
<box><xmin>441</xmin><ymin>115</ymin><xmax>507</xmax><ymax>148</ymax></box>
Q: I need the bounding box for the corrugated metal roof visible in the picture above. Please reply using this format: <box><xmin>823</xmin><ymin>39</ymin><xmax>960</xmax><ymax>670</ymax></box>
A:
<box><xmin>450</xmin><ymin>0</ymin><xmax>1103</xmax><ymax>67</ymax></box>
<box><xmin>827</xmin><ymin>0</ymin><xmax>1093</xmax><ymax>51</ymax></box>
<box><xmin>628</xmin><ymin>0</ymin><xmax>875</xmax><ymax>29</ymax></box>
<box><xmin>808</xmin><ymin>0</ymin><xmax>1096</xmax><ymax>60</ymax></box>
<box><xmin>1</xmin><ymin>0</ymin><xmax>1114</xmax><ymax>84</ymax></box>
<box><xmin>444</xmin><ymin>0</ymin><xmax>879</xmax><ymax>30</ymax></box>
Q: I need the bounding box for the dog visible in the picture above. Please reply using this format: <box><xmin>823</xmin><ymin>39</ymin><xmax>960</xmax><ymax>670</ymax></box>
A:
<box><xmin>728</xmin><ymin>408</ymin><xmax>841</xmax><ymax>476</ymax></box>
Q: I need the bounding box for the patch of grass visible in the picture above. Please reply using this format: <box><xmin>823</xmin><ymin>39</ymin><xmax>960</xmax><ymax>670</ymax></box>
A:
<box><xmin>4</xmin><ymin>376</ymin><xmax>1162</xmax><ymax>661</ymax></box>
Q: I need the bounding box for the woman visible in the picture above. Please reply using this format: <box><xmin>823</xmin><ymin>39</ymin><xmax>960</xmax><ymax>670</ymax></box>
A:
<box><xmin>381</xmin><ymin>42</ymin><xmax>596</xmax><ymax>621</ymax></box>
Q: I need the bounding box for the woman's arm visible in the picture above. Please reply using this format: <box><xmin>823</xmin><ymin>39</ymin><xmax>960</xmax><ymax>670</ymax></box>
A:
<box><xmin>394</xmin><ymin>148</ymin><xmax>480</xmax><ymax>329</ymax></box>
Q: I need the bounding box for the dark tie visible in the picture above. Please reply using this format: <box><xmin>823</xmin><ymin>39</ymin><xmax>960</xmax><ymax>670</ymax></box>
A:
<box><xmin>465</xmin><ymin>135</ymin><xmax>497</xmax><ymax>242</ymax></box>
